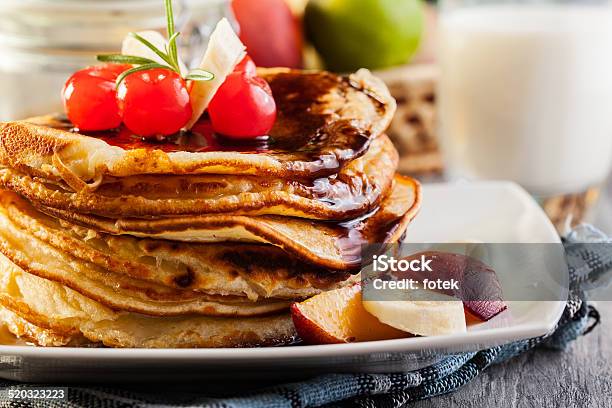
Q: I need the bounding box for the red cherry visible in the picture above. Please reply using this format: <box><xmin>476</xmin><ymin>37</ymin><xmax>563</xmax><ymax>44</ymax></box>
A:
<box><xmin>208</xmin><ymin>72</ymin><xmax>277</xmax><ymax>138</ymax></box>
<box><xmin>62</xmin><ymin>64</ymin><xmax>131</xmax><ymax>131</ymax></box>
<box><xmin>117</xmin><ymin>68</ymin><xmax>192</xmax><ymax>137</ymax></box>
<box><xmin>234</xmin><ymin>55</ymin><xmax>257</xmax><ymax>77</ymax></box>
<box><xmin>93</xmin><ymin>64</ymin><xmax>133</xmax><ymax>79</ymax></box>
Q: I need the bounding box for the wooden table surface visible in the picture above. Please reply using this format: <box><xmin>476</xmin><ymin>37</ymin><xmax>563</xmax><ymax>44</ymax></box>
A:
<box><xmin>411</xmin><ymin>301</ymin><xmax>612</xmax><ymax>408</ymax></box>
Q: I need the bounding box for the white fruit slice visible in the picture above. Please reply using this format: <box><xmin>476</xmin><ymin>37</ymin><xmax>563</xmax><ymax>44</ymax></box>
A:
<box><xmin>121</xmin><ymin>30</ymin><xmax>188</xmax><ymax>75</ymax></box>
<box><xmin>184</xmin><ymin>18</ymin><xmax>246</xmax><ymax>129</ymax></box>
<box><xmin>363</xmin><ymin>289</ymin><xmax>467</xmax><ymax>336</ymax></box>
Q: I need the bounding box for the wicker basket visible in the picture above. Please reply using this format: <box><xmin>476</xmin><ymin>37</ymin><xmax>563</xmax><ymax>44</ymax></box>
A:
<box><xmin>376</xmin><ymin>64</ymin><xmax>442</xmax><ymax>176</ymax></box>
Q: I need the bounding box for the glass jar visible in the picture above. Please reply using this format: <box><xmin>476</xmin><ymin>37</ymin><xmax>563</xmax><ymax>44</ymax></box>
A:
<box><xmin>182</xmin><ymin>0</ymin><xmax>236</xmax><ymax>68</ymax></box>
<box><xmin>0</xmin><ymin>0</ymin><xmax>234</xmax><ymax>121</ymax></box>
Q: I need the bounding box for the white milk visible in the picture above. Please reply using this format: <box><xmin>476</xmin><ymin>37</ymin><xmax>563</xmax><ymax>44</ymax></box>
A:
<box><xmin>438</xmin><ymin>5</ymin><xmax>612</xmax><ymax>196</ymax></box>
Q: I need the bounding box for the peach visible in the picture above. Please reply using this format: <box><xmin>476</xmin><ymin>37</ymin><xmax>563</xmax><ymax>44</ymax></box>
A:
<box><xmin>290</xmin><ymin>284</ymin><xmax>411</xmax><ymax>344</ymax></box>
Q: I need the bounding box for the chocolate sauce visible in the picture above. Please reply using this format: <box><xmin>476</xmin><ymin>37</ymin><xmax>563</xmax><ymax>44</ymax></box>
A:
<box><xmin>331</xmin><ymin>199</ymin><xmax>408</xmax><ymax>267</ymax></box>
<box><xmin>83</xmin><ymin>121</ymin><xmax>271</xmax><ymax>154</ymax></box>
<box><xmin>266</xmin><ymin>72</ymin><xmax>373</xmax><ymax>173</ymax></box>
<box><xmin>265</xmin><ymin>71</ymin><xmax>339</xmax><ymax>150</ymax></box>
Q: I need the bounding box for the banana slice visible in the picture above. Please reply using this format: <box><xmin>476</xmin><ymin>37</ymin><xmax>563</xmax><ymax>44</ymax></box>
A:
<box><xmin>363</xmin><ymin>289</ymin><xmax>467</xmax><ymax>336</ymax></box>
<box><xmin>185</xmin><ymin>18</ymin><xmax>247</xmax><ymax>129</ymax></box>
<box><xmin>121</xmin><ymin>30</ymin><xmax>188</xmax><ymax>75</ymax></box>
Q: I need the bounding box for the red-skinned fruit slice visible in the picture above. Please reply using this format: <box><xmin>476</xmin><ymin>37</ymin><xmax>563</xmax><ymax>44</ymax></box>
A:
<box><xmin>290</xmin><ymin>284</ymin><xmax>411</xmax><ymax>344</ymax></box>
<box><xmin>117</xmin><ymin>68</ymin><xmax>192</xmax><ymax>137</ymax></box>
<box><xmin>62</xmin><ymin>64</ymin><xmax>131</xmax><ymax>131</ymax></box>
<box><xmin>394</xmin><ymin>251</ymin><xmax>507</xmax><ymax>321</ymax></box>
<box><xmin>465</xmin><ymin>308</ymin><xmax>486</xmax><ymax>325</ymax></box>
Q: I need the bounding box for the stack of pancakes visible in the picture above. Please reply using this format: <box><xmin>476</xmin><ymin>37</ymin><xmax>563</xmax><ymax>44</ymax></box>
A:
<box><xmin>0</xmin><ymin>68</ymin><xmax>420</xmax><ymax>348</ymax></box>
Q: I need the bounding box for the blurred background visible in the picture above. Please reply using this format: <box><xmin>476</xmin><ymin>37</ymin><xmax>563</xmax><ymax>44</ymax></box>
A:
<box><xmin>0</xmin><ymin>0</ymin><xmax>610</xmax><ymax>233</ymax></box>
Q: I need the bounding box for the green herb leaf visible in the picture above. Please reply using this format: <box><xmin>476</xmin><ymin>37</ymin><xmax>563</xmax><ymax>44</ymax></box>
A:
<box><xmin>185</xmin><ymin>69</ymin><xmax>215</xmax><ymax>81</ymax></box>
<box><xmin>167</xmin><ymin>31</ymin><xmax>181</xmax><ymax>70</ymax></box>
<box><xmin>115</xmin><ymin>63</ymin><xmax>169</xmax><ymax>88</ymax></box>
<box><xmin>129</xmin><ymin>32</ymin><xmax>176</xmax><ymax>68</ymax></box>
<box><xmin>97</xmin><ymin>54</ymin><xmax>158</xmax><ymax>65</ymax></box>
<box><xmin>95</xmin><ymin>0</ymin><xmax>214</xmax><ymax>86</ymax></box>
<box><xmin>164</xmin><ymin>0</ymin><xmax>178</xmax><ymax>62</ymax></box>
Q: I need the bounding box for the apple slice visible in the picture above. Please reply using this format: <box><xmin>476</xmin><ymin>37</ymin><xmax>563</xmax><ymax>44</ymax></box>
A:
<box><xmin>291</xmin><ymin>284</ymin><xmax>411</xmax><ymax>344</ymax></box>
<box><xmin>362</xmin><ymin>289</ymin><xmax>467</xmax><ymax>336</ymax></box>
<box><xmin>185</xmin><ymin>18</ymin><xmax>246</xmax><ymax>129</ymax></box>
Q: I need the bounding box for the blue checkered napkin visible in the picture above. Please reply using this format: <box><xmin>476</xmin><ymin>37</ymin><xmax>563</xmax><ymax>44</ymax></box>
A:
<box><xmin>0</xmin><ymin>226</ymin><xmax>605</xmax><ymax>408</ymax></box>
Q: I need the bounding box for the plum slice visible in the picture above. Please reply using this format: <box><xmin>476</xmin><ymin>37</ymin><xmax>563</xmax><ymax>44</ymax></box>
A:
<box><xmin>393</xmin><ymin>251</ymin><xmax>507</xmax><ymax>321</ymax></box>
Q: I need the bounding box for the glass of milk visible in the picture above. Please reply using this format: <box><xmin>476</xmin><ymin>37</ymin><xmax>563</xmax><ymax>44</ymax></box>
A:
<box><xmin>438</xmin><ymin>0</ymin><xmax>612</xmax><ymax>198</ymax></box>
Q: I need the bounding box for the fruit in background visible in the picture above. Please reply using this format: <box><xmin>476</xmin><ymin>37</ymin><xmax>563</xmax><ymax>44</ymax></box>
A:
<box><xmin>231</xmin><ymin>0</ymin><xmax>303</xmax><ymax>68</ymax></box>
<box><xmin>208</xmin><ymin>69</ymin><xmax>277</xmax><ymax>138</ymax></box>
<box><xmin>117</xmin><ymin>68</ymin><xmax>192</xmax><ymax>137</ymax></box>
<box><xmin>62</xmin><ymin>64</ymin><xmax>131</xmax><ymax>131</ymax></box>
<box><xmin>284</xmin><ymin>0</ymin><xmax>309</xmax><ymax>15</ymax></box>
<box><xmin>304</xmin><ymin>0</ymin><xmax>423</xmax><ymax>72</ymax></box>
<box><xmin>362</xmin><ymin>289</ymin><xmax>467</xmax><ymax>337</ymax></box>
<box><xmin>291</xmin><ymin>284</ymin><xmax>411</xmax><ymax>344</ymax></box>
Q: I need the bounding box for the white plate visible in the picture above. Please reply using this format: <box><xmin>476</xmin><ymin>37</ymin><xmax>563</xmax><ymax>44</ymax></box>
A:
<box><xmin>0</xmin><ymin>181</ymin><xmax>566</xmax><ymax>382</ymax></box>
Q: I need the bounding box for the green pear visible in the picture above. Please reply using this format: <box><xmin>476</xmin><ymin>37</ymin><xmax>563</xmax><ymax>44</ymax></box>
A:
<box><xmin>305</xmin><ymin>0</ymin><xmax>424</xmax><ymax>72</ymax></box>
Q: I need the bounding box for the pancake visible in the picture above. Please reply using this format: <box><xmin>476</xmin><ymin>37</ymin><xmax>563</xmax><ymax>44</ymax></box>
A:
<box><xmin>0</xmin><ymin>215</ymin><xmax>291</xmax><ymax>317</ymax></box>
<box><xmin>0</xmin><ymin>306</ymin><xmax>91</xmax><ymax>347</ymax></box>
<box><xmin>0</xmin><ymin>68</ymin><xmax>395</xmax><ymax>188</ymax></box>
<box><xmin>0</xmin><ymin>254</ymin><xmax>297</xmax><ymax>348</ymax></box>
<box><xmin>0</xmin><ymin>190</ymin><xmax>354</xmax><ymax>301</ymax></box>
<box><xmin>0</xmin><ymin>134</ymin><xmax>397</xmax><ymax>220</ymax></box>
<box><xmin>0</xmin><ymin>197</ymin><xmax>296</xmax><ymax>317</ymax></box>
<box><xmin>34</xmin><ymin>175</ymin><xmax>421</xmax><ymax>271</ymax></box>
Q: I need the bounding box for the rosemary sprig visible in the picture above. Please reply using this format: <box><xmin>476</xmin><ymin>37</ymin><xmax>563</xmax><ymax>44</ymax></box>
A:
<box><xmin>115</xmin><ymin>63</ymin><xmax>171</xmax><ymax>86</ymax></box>
<box><xmin>97</xmin><ymin>54</ymin><xmax>157</xmax><ymax>65</ymax></box>
<box><xmin>164</xmin><ymin>0</ymin><xmax>179</xmax><ymax>65</ymax></box>
<box><xmin>185</xmin><ymin>69</ymin><xmax>215</xmax><ymax>81</ymax></box>
<box><xmin>96</xmin><ymin>0</ymin><xmax>213</xmax><ymax>87</ymax></box>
